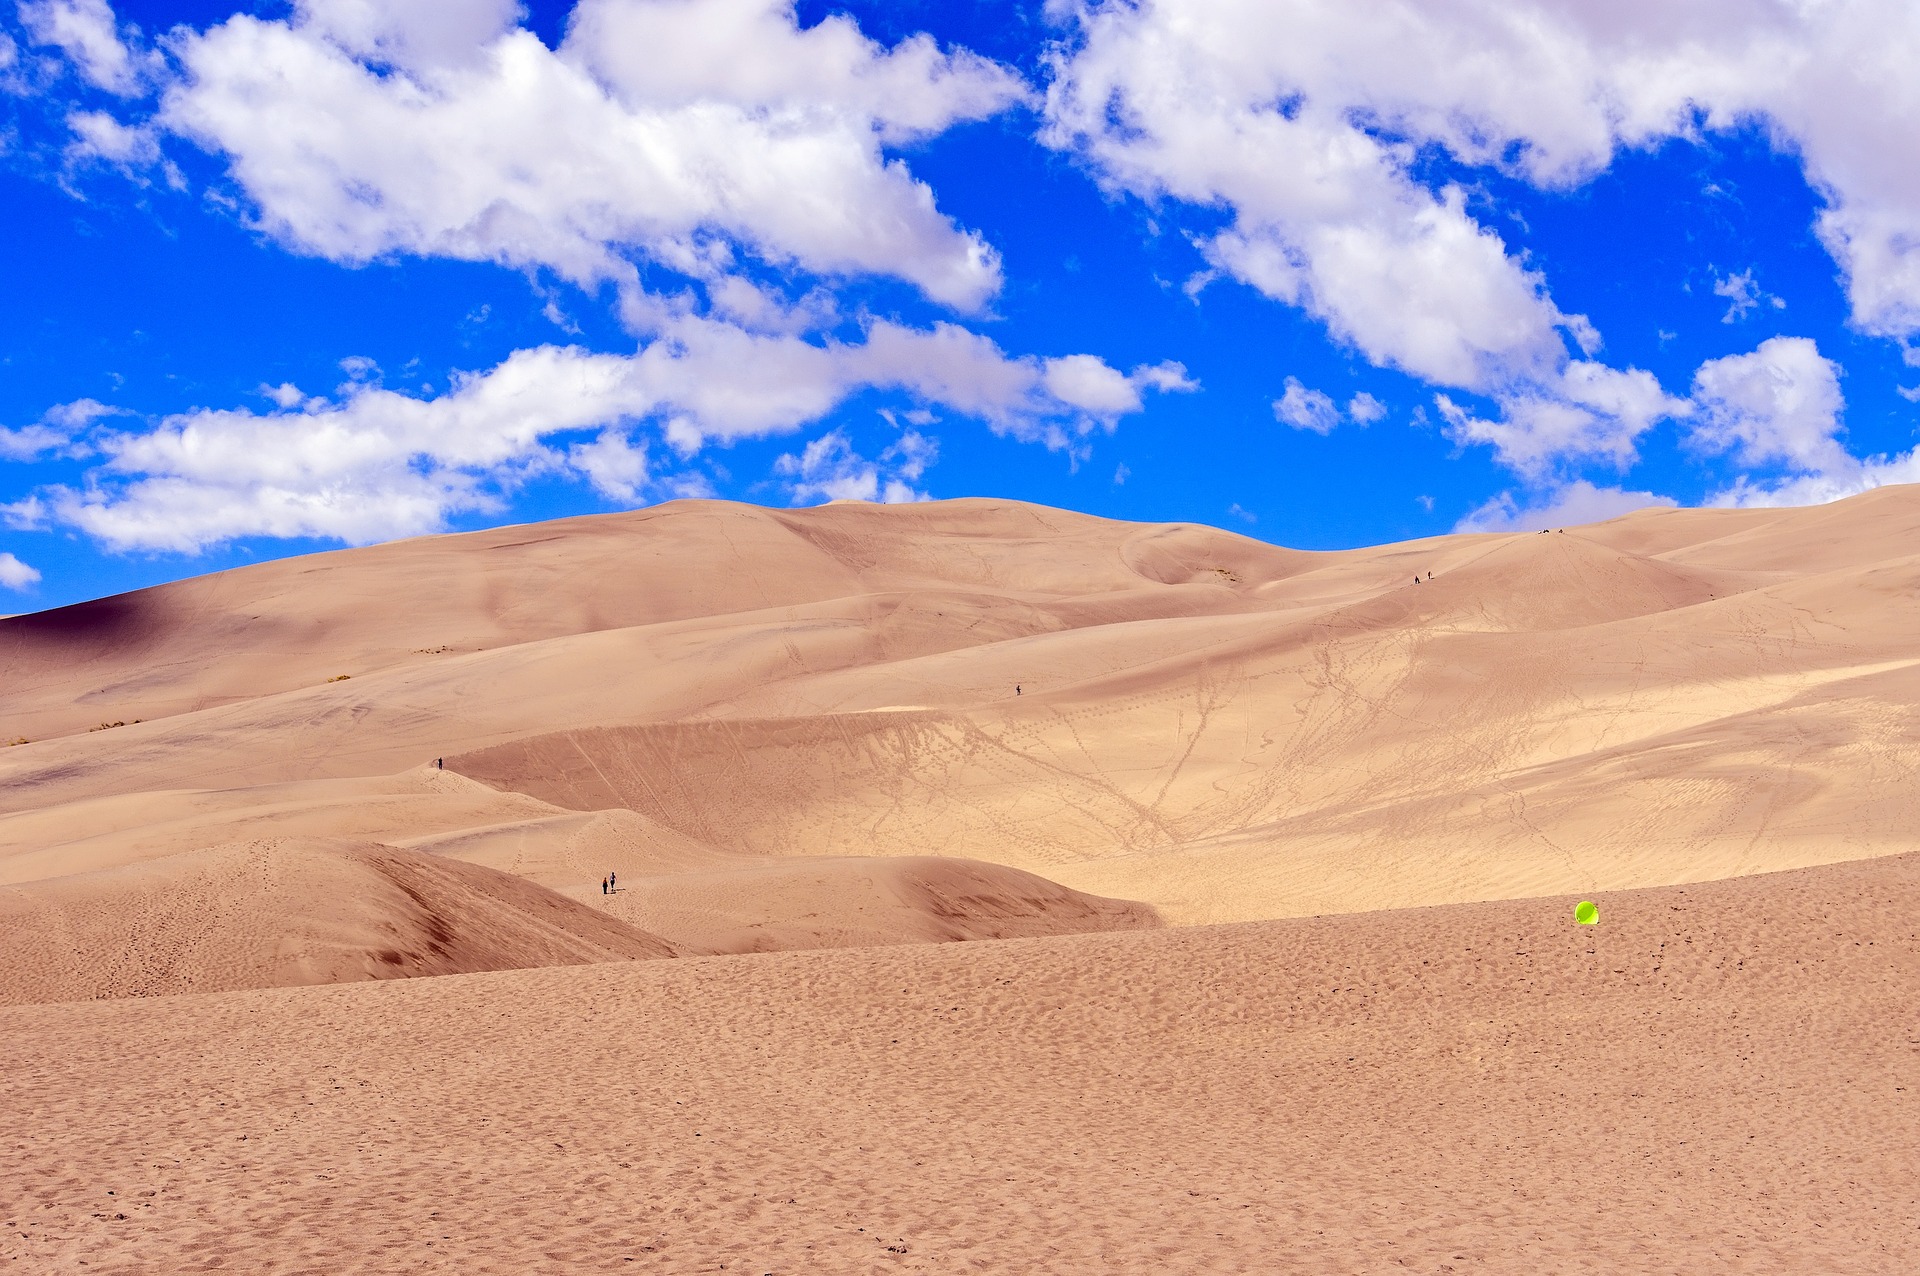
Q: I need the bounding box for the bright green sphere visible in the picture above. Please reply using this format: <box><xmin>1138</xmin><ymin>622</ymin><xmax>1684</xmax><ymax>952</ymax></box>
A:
<box><xmin>1574</xmin><ymin>899</ymin><xmax>1599</xmax><ymax>925</ymax></box>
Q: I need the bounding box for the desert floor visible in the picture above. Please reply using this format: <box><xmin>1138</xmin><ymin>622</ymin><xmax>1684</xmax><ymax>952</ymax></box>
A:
<box><xmin>5</xmin><ymin>853</ymin><xmax>1916</xmax><ymax>1273</ymax></box>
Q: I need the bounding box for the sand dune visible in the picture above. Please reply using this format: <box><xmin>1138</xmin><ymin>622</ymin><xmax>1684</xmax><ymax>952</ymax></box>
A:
<box><xmin>6</xmin><ymin>488</ymin><xmax>1920</xmax><ymax>953</ymax></box>
<box><xmin>5</xmin><ymin>492</ymin><xmax>1918</xmax><ymax>1266</ymax></box>
<box><xmin>2</xmin><ymin>850</ymin><xmax>1912</xmax><ymax>1272</ymax></box>
<box><xmin>598</xmin><ymin>853</ymin><xmax>1160</xmax><ymax>954</ymax></box>
<box><xmin>0</xmin><ymin>837</ymin><xmax>680</xmax><ymax>1006</ymax></box>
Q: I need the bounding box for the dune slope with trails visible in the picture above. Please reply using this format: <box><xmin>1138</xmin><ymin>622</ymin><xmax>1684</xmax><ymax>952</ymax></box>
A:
<box><xmin>4</xmin><ymin>488</ymin><xmax>1919</xmax><ymax>976</ymax></box>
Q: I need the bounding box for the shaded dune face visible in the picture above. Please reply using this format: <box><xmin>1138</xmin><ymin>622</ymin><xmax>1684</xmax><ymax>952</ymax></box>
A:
<box><xmin>5</xmin><ymin>490</ymin><xmax>1920</xmax><ymax>1002</ymax></box>
<box><xmin>606</xmin><ymin>855</ymin><xmax>1163</xmax><ymax>956</ymax></box>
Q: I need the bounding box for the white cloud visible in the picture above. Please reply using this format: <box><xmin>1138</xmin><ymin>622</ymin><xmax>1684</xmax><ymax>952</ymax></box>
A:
<box><xmin>566</xmin><ymin>0</ymin><xmax>1028</xmax><ymax>143</ymax></box>
<box><xmin>10</xmin><ymin>315</ymin><xmax>1180</xmax><ymax>551</ymax></box>
<box><xmin>0</xmin><ymin>424</ymin><xmax>70</xmax><ymax>459</ymax></box>
<box><xmin>159</xmin><ymin>0</ymin><xmax>1025</xmax><ymax>313</ymax></box>
<box><xmin>1042</xmin><ymin>354</ymin><xmax>1138</xmax><ymax>416</ymax></box>
<box><xmin>1454</xmin><ymin>336</ymin><xmax>1904</xmax><ymax>517</ymax></box>
<box><xmin>1273</xmin><ymin>377</ymin><xmax>1340</xmax><ymax>434</ymax></box>
<box><xmin>65</xmin><ymin>108</ymin><xmax>159</xmax><ymax>164</ymax></box>
<box><xmin>0</xmin><ymin>398</ymin><xmax>119</xmax><ymax>459</ymax></box>
<box><xmin>1346</xmin><ymin>391</ymin><xmax>1386</xmax><ymax>424</ymax></box>
<box><xmin>1052</xmin><ymin>1</ymin><xmax>1920</xmax><ymax>346</ymax></box>
<box><xmin>12</xmin><ymin>3</ymin><xmax>1194</xmax><ymax>562</ymax></box>
<box><xmin>1455</xmin><ymin>479</ymin><xmax>1677</xmax><ymax>534</ymax></box>
<box><xmin>774</xmin><ymin>428</ymin><xmax>936</xmax><ymax>505</ymax></box>
<box><xmin>42</xmin><ymin>397</ymin><xmax>119</xmax><ymax>430</ymax></box>
<box><xmin>291</xmin><ymin>0</ymin><xmax>524</xmax><ymax>75</ymax></box>
<box><xmin>1042</xmin><ymin>354</ymin><xmax>1195</xmax><ymax>418</ymax></box>
<box><xmin>1689</xmin><ymin>336</ymin><xmax>1851</xmax><ymax>475</ymax></box>
<box><xmin>19</xmin><ymin>0</ymin><xmax>155</xmax><ymax>96</ymax></box>
<box><xmin>566</xmin><ymin>428</ymin><xmax>651</xmax><ymax>502</ymax></box>
<box><xmin>1042</xmin><ymin>0</ymin><xmax>1920</xmax><ymax>483</ymax></box>
<box><xmin>1044</xmin><ymin>5</ymin><xmax>1591</xmax><ymax>394</ymax></box>
<box><xmin>1712</xmin><ymin>268</ymin><xmax>1784</xmax><ymax>324</ymax></box>
<box><xmin>0</xmin><ymin>551</ymin><xmax>41</xmax><ymax>590</ymax></box>
<box><xmin>1710</xmin><ymin>451</ymin><xmax>1920</xmax><ymax>509</ymax></box>
<box><xmin>1438</xmin><ymin>363</ymin><xmax>1691</xmax><ymax>477</ymax></box>
<box><xmin>1685</xmin><ymin>335</ymin><xmax>1920</xmax><ymax>510</ymax></box>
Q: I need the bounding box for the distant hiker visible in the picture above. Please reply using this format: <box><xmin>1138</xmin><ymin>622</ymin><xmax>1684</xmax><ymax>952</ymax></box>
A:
<box><xmin>610</xmin><ymin>871</ymin><xmax>617</xmax><ymax>891</ymax></box>
<box><xmin>435</xmin><ymin>757</ymin><xmax>443</xmax><ymax>770</ymax></box>
<box><xmin>1413</xmin><ymin>575</ymin><xmax>1419</xmax><ymax>585</ymax></box>
<box><xmin>1016</xmin><ymin>684</ymin><xmax>1022</xmax><ymax>695</ymax></box>
<box><xmin>601</xmin><ymin>876</ymin><xmax>608</xmax><ymax>896</ymax></box>
<box><xmin>1427</xmin><ymin>571</ymin><xmax>1432</xmax><ymax>580</ymax></box>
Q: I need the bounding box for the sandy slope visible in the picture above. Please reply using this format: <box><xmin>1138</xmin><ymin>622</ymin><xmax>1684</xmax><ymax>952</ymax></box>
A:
<box><xmin>3</xmin><ymin>852</ymin><xmax>1913</xmax><ymax>1273</ymax></box>
<box><xmin>1</xmin><ymin>490</ymin><xmax>1918</xmax><ymax>980</ymax></box>
<box><xmin>4</xmin><ymin>493</ymin><xmax>1917</xmax><ymax>1267</ymax></box>
<box><xmin>0</xmin><ymin>837</ymin><xmax>682</xmax><ymax>1005</ymax></box>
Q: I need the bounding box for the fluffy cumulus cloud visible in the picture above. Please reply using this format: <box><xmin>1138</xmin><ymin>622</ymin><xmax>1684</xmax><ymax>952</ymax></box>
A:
<box><xmin>18</xmin><ymin>0</ymin><xmax>156</xmax><ymax>96</ymax></box>
<box><xmin>1044</xmin><ymin>0</ymin><xmax>1920</xmax><ymax>482</ymax></box>
<box><xmin>5</xmin><ymin>320</ymin><xmax>1182</xmax><ymax>551</ymax></box>
<box><xmin>1690</xmin><ymin>336</ymin><xmax>1920</xmax><ymax>508</ymax></box>
<box><xmin>1455</xmin><ymin>480</ymin><xmax>1678</xmax><ymax>534</ymax></box>
<box><xmin>0</xmin><ymin>551</ymin><xmax>42</xmax><ymax>590</ymax></box>
<box><xmin>1346</xmin><ymin>392</ymin><xmax>1387</xmax><ymax>425</ymax></box>
<box><xmin>1273</xmin><ymin>378</ymin><xmax>1339</xmax><ymax>434</ymax></box>
<box><xmin>1050</xmin><ymin>0</ymin><xmax>1920</xmax><ymax>343</ymax></box>
<box><xmin>0</xmin><ymin>0</ymin><xmax>1205</xmax><ymax>553</ymax></box>
<box><xmin>775</xmin><ymin>427</ymin><xmax>936</xmax><ymax>505</ymax></box>
<box><xmin>1044</xmin><ymin>1</ymin><xmax>1594</xmax><ymax>396</ymax></box>
<box><xmin>1689</xmin><ymin>337</ymin><xmax>1850</xmax><ymax>474</ymax></box>
<box><xmin>1272</xmin><ymin>380</ymin><xmax>1389</xmax><ymax>433</ymax></box>
<box><xmin>158</xmin><ymin>0</ymin><xmax>1024</xmax><ymax>313</ymax></box>
<box><xmin>1436</xmin><ymin>364</ymin><xmax>1692</xmax><ymax>477</ymax></box>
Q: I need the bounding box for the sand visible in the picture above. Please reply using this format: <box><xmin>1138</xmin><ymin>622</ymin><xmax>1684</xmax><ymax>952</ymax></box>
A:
<box><xmin>2</xmin><ymin>852</ymin><xmax>1913</xmax><ymax>1272</ymax></box>
<box><xmin>4</xmin><ymin>490</ymin><xmax>1919</xmax><ymax>1267</ymax></box>
<box><xmin>8</xmin><ymin>491</ymin><xmax>1920</xmax><ymax>942</ymax></box>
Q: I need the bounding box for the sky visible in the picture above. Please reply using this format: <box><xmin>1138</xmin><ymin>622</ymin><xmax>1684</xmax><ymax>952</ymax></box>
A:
<box><xmin>4</xmin><ymin>0</ymin><xmax>1920</xmax><ymax>613</ymax></box>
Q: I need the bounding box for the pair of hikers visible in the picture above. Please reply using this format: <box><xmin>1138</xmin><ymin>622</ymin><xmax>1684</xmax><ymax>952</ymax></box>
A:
<box><xmin>601</xmin><ymin>871</ymin><xmax>618</xmax><ymax>895</ymax></box>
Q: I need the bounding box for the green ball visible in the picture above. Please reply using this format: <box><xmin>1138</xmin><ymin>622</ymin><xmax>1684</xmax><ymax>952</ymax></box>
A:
<box><xmin>1574</xmin><ymin>899</ymin><xmax>1599</xmax><ymax>925</ymax></box>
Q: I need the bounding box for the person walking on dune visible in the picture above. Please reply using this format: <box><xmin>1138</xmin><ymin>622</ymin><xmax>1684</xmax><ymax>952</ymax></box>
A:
<box><xmin>609</xmin><ymin>871</ymin><xmax>617</xmax><ymax>892</ymax></box>
<box><xmin>601</xmin><ymin>875</ymin><xmax>608</xmax><ymax>896</ymax></box>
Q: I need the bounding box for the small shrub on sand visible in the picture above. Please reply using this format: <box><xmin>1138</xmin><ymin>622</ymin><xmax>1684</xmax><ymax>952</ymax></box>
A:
<box><xmin>327</xmin><ymin>674</ymin><xmax>352</xmax><ymax>683</ymax></box>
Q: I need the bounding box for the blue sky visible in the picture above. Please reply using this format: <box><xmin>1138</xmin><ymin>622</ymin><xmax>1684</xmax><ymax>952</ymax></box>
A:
<box><xmin>4</xmin><ymin>0</ymin><xmax>1919</xmax><ymax>612</ymax></box>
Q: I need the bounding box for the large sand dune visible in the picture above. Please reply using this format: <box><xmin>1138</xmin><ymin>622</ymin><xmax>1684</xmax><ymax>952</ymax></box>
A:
<box><xmin>4</xmin><ymin>491</ymin><xmax>1918</xmax><ymax>1266</ymax></box>
<box><xmin>8</xmin><ymin>489</ymin><xmax>1917</xmax><ymax>941</ymax></box>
